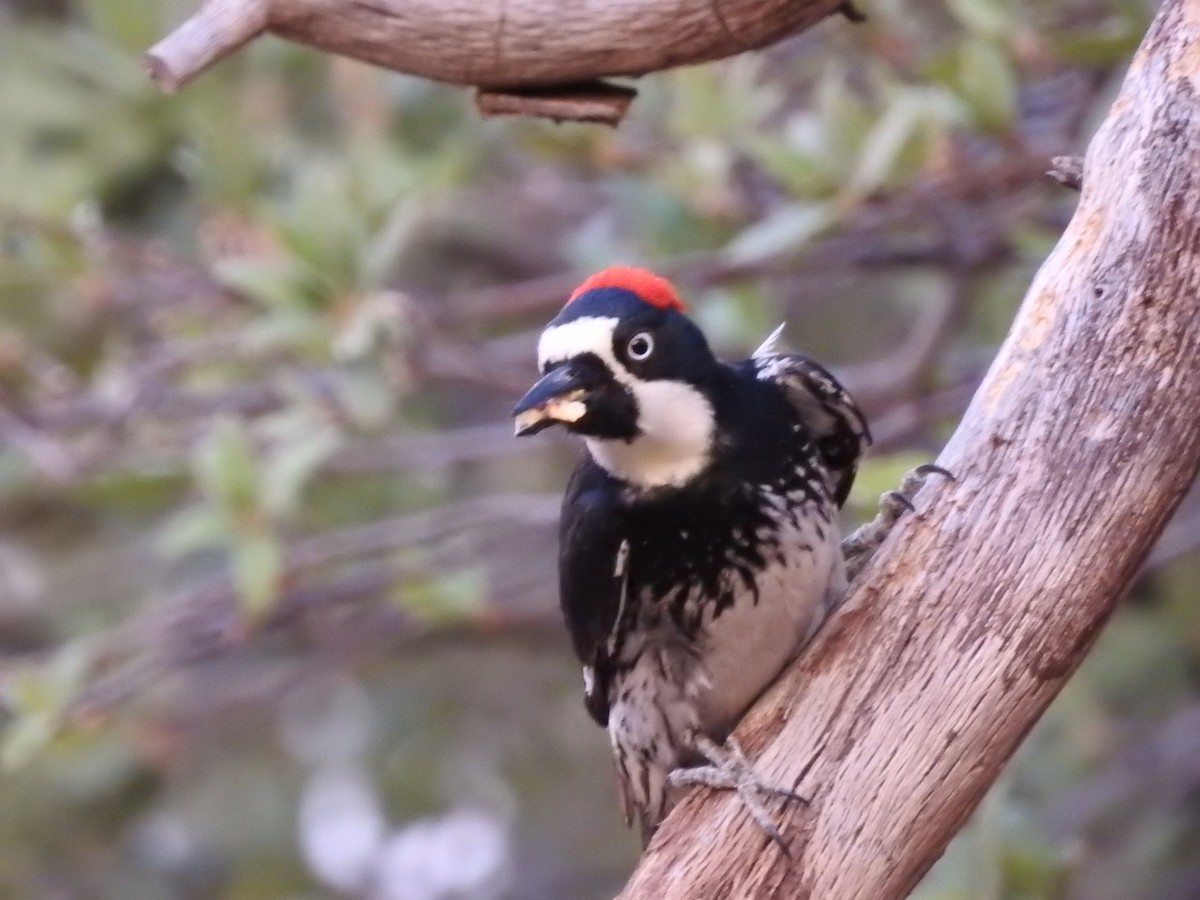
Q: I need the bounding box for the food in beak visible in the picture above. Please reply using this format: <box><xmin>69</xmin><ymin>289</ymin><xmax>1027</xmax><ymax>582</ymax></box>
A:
<box><xmin>513</xmin><ymin>389</ymin><xmax>587</xmax><ymax>435</ymax></box>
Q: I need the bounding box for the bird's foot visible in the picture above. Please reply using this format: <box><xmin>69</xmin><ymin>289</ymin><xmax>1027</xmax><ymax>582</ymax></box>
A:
<box><xmin>668</xmin><ymin>733</ymin><xmax>806</xmax><ymax>854</ymax></box>
<box><xmin>842</xmin><ymin>463</ymin><xmax>954</xmax><ymax>582</ymax></box>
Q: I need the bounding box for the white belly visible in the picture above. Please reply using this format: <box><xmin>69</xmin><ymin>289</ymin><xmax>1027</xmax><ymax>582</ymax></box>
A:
<box><xmin>694</xmin><ymin>512</ymin><xmax>844</xmax><ymax>735</ymax></box>
<box><xmin>605</xmin><ymin>506</ymin><xmax>845</xmax><ymax>828</ymax></box>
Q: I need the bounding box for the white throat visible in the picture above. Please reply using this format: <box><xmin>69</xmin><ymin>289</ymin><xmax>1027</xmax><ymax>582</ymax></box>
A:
<box><xmin>586</xmin><ymin>379</ymin><xmax>715</xmax><ymax>489</ymax></box>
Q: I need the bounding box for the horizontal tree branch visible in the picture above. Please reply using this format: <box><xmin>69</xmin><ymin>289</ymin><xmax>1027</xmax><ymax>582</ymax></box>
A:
<box><xmin>620</xmin><ymin>1</ymin><xmax>1200</xmax><ymax>896</ymax></box>
<box><xmin>147</xmin><ymin>0</ymin><xmax>850</xmax><ymax>121</ymax></box>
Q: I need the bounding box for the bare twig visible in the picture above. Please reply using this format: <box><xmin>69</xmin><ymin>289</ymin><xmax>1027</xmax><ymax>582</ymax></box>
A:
<box><xmin>327</xmin><ymin>423</ymin><xmax>532</xmax><ymax>472</ymax></box>
<box><xmin>839</xmin><ymin>268</ymin><xmax>972</xmax><ymax>409</ymax></box>
<box><xmin>0</xmin><ymin>407</ymin><xmax>79</xmax><ymax>482</ymax></box>
<box><xmin>144</xmin><ymin>0</ymin><xmax>269</xmax><ymax>93</ymax></box>
<box><xmin>69</xmin><ymin>494</ymin><xmax>561</xmax><ymax>715</ymax></box>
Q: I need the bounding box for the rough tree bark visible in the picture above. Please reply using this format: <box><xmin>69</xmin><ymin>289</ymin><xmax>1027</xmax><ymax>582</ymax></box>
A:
<box><xmin>146</xmin><ymin>0</ymin><xmax>849</xmax><ymax>122</ymax></box>
<box><xmin>619</xmin><ymin>1</ymin><xmax>1200</xmax><ymax>896</ymax></box>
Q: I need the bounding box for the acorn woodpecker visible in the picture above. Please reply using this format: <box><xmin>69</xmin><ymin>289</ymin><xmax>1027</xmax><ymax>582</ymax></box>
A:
<box><xmin>513</xmin><ymin>266</ymin><xmax>899</xmax><ymax>847</ymax></box>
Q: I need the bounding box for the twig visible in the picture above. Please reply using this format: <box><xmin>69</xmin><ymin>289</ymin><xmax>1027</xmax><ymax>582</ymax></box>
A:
<box><xmin>0</xmin><ymin>407</ymin><xmax>79</xmax><ymax>482</ymax></box>
<box><xmin>145</xmin><ymin>0</ymin><xmax>269</xmax><ymax>93</ymax></box>
<box><xmin>327</xmin><ymin>423</ymin><xmax>534</xmax><ymax>472</ymax></box>
<box><xmin>839</xmin><ymin>269</ymin><xmax>972</xmax><ymax>409</ymax></box>
<box><xmin>69</xmin><ymin>494</ymin><xmax>561</xmax><ymax>715</ymax></box>
<box><xmin>1048</xmin><ymin>155</ymin><xmax>1085</xmax><ymax>190</ymax></box>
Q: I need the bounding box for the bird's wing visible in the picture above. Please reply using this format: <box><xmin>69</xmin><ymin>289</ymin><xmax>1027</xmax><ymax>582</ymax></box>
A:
<box><xmin>558</xmin><ymin>458</ymin><xmax>629</xmax><ymax>727</ymax></box>
<box><xmin>751</xmin><ymin>343</ymin><xmax>871</xmax><ymax>506</ymax></box>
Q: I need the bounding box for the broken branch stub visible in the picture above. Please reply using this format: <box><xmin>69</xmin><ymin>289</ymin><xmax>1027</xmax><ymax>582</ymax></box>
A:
<box><xmin>475</xmin><ymin>83</ymin><xmax>638</xmax><ymax>126</ymax></box>
<box><xmin>144</xmin><ymin>0</ymin><xmax>268</xmax><ymax>93</ymax></box>
<box><xmin>146</xmin><ymin>0</ymin><xmax>850</xmax><ymax>122</ymax></box>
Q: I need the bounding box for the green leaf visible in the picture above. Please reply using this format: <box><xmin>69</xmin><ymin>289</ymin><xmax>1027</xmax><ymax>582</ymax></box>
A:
<box><xmin>814</xmin><ymin>67</ymin><xmax>877</xmax><ymax>176</ymax></box>
<box><xmin>272</xmin><ymin>163</ymin><xmax>372</xmax><ymax>293</ymax></box>
<box><xmin>241</xmin><ymin>309</ymin><xmax>325</xmax><ymax>351</ymax></box>
<box><xmin>745</xmin><ymin>135</ymin><xmax>835</xmax><ymax>199</ymax></box>
<box><xmin>1048</xmin><ymin>17</ymin><xmax>1144</xmax><ymax>66</ymax></box>
<box><xmin>667</xmin><ymin>57</ymin><xmax>780</xmax><ymax>139</ymax></box>
<box><xmin>329</xmin><ymin>364</ymin><xmax>400</xmax><ymax>430</ymax></box>
<box><xmin>2</xmin><ymin>711</ymin><xmax>60</xmax><ymax>771</ymax></box>
<box><xmin>213</xmin><ymin>257</ymin><xmax>324</xmax><ymax>311</ymax></box>
<box><xmin>2</xmin><ymin>646</ymin><xmax>90</xmax><ymax>770</ymax></box>
<box><xmin>75</xmin><ymin>468</ymin><xmax>188</xmax><ymax>512</ymax></box>
<box><xmin>261</xmin><ymin>424</ymin><xmax>341</xmax><ymax>518</ymax></box>
<box><xmin>946</xmin><ymin>0</ymin><xmax>1013</xmax><ymax>37</ymax></box>
<box><xmin>78</xmin><ymin>0</ymin><xmax>164</xmax><ymax>54</ymax></box>
<box><xmin>954</xmin><ymin>40</ymin><xmax>1018</xmax><ymax>132</ymax></box>
<box><xmin>195</xmin><ymin>418</ymin><xmax>261</xmax><ymax>516</ymax></box>
<box><xmin>159</xmin><ymin>506</ymin><xmax>231</xmax><ymax>559</ymax></box>
<box><xmin>844</xmin><ymin>92</ymin><xmax>926</xmax><ymax>196</ymax></box>
<box><xmin>692</xmin><ymin>284</ymin><xmax>773</xmax><ymax>349</ymax></box>
<box><xmin>399</xmin><ymin>567</ymin><xmax>486</xmax><ymax>625</ymax></box>
<box><xmin>231</xmin><ymin>528</ymin><xmax>283</xmax><ymax>619</ymax></box>
<box><xmin>725</xmin><ymin>203</ymin><xmax>833</xmax><ymax>265</ymax></box>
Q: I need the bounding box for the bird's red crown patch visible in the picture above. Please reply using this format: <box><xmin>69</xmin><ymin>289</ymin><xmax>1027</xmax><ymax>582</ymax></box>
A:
<box><xmin>568</xmin><ymin>265</ymin><xmax>687</xmax><ymax>312</ymax></box>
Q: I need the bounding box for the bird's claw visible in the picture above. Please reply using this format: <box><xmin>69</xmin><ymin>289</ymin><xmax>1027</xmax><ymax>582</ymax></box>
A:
<box><xmin>842</xmin><ymin>462</ymin><xmax>954</xmax><ymax>581</ymax></box>
<box><xmin>668</xmin><ymin>734</ymin><xmax>807</xmax><ymax>855</ymax></box>
<box><xmin>913</xmin><ymin>462</ymin><xmax>955</xmax><ymax>481</ymax></box>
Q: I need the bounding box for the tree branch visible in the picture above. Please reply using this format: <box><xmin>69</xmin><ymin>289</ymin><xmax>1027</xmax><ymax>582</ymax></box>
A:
<box><xmin>147</xmin><ymin>0</ymin><xmax>849</xmax><ymax>121</ymax></box>
<box><xmin>620</xmin><ymin>1</ymin><xmax>1200</xmax><ymax>896</ymax></box>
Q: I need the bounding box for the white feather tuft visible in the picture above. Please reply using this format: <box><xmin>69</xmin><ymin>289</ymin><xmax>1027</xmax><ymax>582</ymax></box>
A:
<box><xmin>751</xmin><ymin>323</ymin><xmax>787</xmax><ymax>359</ymax></box>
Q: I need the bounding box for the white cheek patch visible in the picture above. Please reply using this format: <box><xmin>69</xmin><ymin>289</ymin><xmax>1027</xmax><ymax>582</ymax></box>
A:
<box><xmin>538</xmin><ymin>316</ymin><xmax>623</xmax><ymax>375</ymax></box>
<box><xmin>538</xmin><ymin>314</ymin><xmax>716</xmax><ymax>489</ymax></box>
<box><xmin>587</xmin><ymin>380</ymin><xmax>715</xmax><ymax>489</ymax></box>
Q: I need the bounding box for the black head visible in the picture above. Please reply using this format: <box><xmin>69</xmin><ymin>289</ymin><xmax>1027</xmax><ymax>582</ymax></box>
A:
<box><xmin>513</xmin><ymin>268</ymin><xmax>718</xmax><ymax>444</ymax></box>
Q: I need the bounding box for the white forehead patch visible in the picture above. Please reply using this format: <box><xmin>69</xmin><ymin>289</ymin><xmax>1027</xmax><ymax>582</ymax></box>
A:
<box><xmin>538</xmin><ymin>316</ymin><xmax>623</xmax><ymax>376</ymax></box>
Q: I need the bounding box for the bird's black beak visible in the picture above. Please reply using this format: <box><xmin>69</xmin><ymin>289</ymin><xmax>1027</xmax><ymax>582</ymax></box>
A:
<box><xmin>512</xmin><ymin>363</ymin><xmax>592</xmax><ymax>437</ymax></box>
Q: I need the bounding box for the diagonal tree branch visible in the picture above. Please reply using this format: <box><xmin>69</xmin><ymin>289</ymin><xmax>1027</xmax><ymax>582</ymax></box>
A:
<box><xmin>619</xmin><ymin>1</ymin><xmax>1200</xmax><ymax>896</ymax></box>
<box><xmin>146</xmin><ymin>0</ymin><xmax>850</xmax><ymax>121</ymax></box>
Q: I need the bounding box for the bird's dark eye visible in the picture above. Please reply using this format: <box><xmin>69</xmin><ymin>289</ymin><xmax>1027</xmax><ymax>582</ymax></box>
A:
<box><xmin>627</xmin><ymin>332</ymin><xmax>654</xmax><ymax>361</ymax></box>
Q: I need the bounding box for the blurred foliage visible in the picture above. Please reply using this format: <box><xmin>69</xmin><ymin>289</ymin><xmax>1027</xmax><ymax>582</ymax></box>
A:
<box><xmin>1</xmin><ymin>0</ymin><xmax>1196</xmax><ymax>897</ymax></box>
